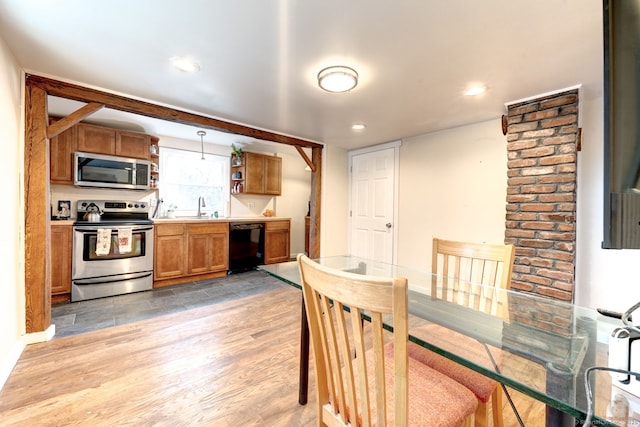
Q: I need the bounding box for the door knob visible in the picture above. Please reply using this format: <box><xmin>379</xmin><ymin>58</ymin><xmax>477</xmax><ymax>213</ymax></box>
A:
<box><xmin>386</xmin><ymin>223</ymin><xmax>392</xmax><ymax>229</ymax></box>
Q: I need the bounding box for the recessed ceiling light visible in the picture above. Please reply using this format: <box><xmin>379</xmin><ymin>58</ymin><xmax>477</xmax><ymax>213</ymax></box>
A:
<box><xmin>464</xmin><ymin>85</ymin><xmax>486</xmax><ymax>96</ymax></box>
<box><xmin>171</xmin><ymin>56</ymin><xmax>200</xmax><ymax>73</ymax></box>
<box><xmin>318</xmin><ymin>66</ymin><xmax>358</xmax><ymax>93</ymax></box>
<box><xmin>351</xmin><ymin>123</ymin><xmax>366</xmax><ymax>131</ymax></box>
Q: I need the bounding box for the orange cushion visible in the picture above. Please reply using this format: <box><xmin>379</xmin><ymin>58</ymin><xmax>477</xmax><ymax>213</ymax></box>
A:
<box><xmin>342</xmin><ymin>343</ymin><xmax>478</xmax><ymax>427</ymax></box>
<box><xmin>408</xmin><ymin>324</ymin><xmax>502</xmax><ymax>402</ymax></box>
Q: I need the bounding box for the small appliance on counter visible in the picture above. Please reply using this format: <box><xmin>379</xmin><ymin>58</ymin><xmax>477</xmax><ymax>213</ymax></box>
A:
<box><xmin>72</xmin><ymin>199</ymin><xmax>154</xmax><ymax>302</ymax></box>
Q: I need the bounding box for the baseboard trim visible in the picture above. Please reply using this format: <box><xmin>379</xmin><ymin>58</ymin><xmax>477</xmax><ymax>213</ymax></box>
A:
<box><xmin>23</xmin><ymin>324</ymin><xmax>56</xmax><ymax>345</ymax></box>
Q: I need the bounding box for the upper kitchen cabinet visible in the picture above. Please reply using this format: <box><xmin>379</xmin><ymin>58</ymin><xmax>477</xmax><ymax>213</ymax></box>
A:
<box><xmin>230</xmin><ymin>151</ymin><xmax>282</xmax><ymax>196</ymax></box>
<box><xmin>116</xmin><ymin>130</ymin><xmax>151</xmax><ymax>160</ymax></box>
<box><xmin>49</xmin><ymin>118</ymin><xmax>77</xmax><ymax>184</ymax></box>
<box><xmin>77</xmin><ymin>122</ymin><xmax>116</xmax><ymax>155</ymax></box>
<box><xmin>264</xmin><ymin>155</ymin><xmax>282</xmax><ymax>195</ymax></box>
<box><xmin>77</xmin><ymin>122</ymin><xmax>151</xmax><ymax>160</ymax></box>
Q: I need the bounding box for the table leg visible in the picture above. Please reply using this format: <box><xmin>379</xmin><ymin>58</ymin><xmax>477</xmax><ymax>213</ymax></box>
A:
<box><xmin>545</xmin><ymin>363</ymin><xmax>576</xmax><ymax>426</ymax></box>
<box><xmin>299</xmin><ymin>294</ymin><xmax>310</xmax><ymax>405</ymax></box>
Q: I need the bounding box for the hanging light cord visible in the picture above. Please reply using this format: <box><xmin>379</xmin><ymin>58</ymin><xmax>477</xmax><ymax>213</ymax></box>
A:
<box><xmin>197</xmin><ymin>130</ymin><xmax>206</xmax><ymax>160</ymax></box>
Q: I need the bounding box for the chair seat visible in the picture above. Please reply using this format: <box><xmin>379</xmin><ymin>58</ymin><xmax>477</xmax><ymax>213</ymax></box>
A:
<box><xmin>344</xmin><ymin>343</ymin><xmax>478</xmax><ymax>426</ymax></box>
<box><xmin>408</xmin><ymin>324</ymin><xmax>502</xmax><ymax>403</ymax></box>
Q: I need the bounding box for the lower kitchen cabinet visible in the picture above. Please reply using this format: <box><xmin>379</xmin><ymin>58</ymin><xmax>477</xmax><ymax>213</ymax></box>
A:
<box><xmin>187</xmin><ymin>223</ymin><xmax>229</xmax><ymax>274</ymax></box>
<box><xmin>264</xmin><ymin>220</ymin><xmax>290</xmax><ymax>264</ymax></box>
<box><xmin>154</xmin><ymin>223</ymin><xmax>187</xmax><ymax>280</ymax></box>
<box><xmin>50</xmin><ymin>223</ymin><xmax>72</xmax><ymax>295</ymax></box>
<box><xmin>154</xmin><ymin>221</ymin><xmax>229</xmax><ymax>287</ymax></box>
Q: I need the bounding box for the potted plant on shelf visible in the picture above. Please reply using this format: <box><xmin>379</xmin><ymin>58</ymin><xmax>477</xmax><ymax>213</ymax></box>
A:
<box><xmin>231</xmin><ymin>143</ymin><xmax>243</xmax><ymax>166</ymax></box>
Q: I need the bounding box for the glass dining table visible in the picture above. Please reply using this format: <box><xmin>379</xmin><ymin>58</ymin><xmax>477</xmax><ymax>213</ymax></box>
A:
<box><xmin>260</xmin><ymin>256</ymin><xmax>627</xmax><ymax>427</ymax></box>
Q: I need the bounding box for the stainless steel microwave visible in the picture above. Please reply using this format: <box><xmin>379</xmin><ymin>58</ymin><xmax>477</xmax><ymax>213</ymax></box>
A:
<box><xmin>74</xmin><ymin>152</ymin><xmax>151</xmax><ymax>190</ymax></box>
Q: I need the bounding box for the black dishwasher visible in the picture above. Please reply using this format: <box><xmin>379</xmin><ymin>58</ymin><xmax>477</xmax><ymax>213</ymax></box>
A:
<box><xmin>228</xmin><ymin>222</ymin><xmax>265</xmax><ymax>273</ymax></box>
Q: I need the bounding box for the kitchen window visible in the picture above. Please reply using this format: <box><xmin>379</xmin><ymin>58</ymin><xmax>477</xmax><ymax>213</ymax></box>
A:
<box><xmin>159</xmin><ymin>147</ymin><xmax>229</xmax><ymax>216</ymax></box>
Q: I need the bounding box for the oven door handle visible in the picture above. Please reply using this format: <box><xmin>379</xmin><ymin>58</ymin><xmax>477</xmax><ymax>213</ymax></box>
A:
<box><xmin>74</xmin><ymin>226</ymin><xmax>154</xmax><ymax>233</ymax></box>
<box><xmin>73</xmin><ymin>272</ymin><xmax>153</xmax><ymax>286</ymax></box>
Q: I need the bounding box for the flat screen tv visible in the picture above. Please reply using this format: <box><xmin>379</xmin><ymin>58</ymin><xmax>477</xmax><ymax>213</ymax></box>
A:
<box><xmin>603</xmin><ymin>0</ymin><xmax>640</xmax><ymax>248</ymax></box>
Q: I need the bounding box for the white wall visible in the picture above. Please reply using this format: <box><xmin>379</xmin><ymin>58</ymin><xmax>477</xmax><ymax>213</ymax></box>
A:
<box><xmin>321</xmin><ymin>144</ymin><xmax>349</xmax><ymax>257</ymax></box>
<box><xmin>0</xmin><ymin>35</ymin><xmax>25</xmax><ymax>389</ymax></box>
<box><xmin>396</xmin><ymin>120</ymin><xmax>508</xmax><ymax>269</ymax></box>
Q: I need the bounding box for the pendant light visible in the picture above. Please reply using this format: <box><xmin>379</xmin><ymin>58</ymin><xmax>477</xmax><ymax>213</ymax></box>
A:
<box><xmin>197</xmin><ymin>130</ymin><xmax>206</xmax><ymax>160</ymax></box>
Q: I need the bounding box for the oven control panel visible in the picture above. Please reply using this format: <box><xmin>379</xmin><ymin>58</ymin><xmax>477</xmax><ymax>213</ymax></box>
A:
<box><xmin>77</xmin><ymin>200</ymin><xmax>149</xmax><ymax>214</ymax></box>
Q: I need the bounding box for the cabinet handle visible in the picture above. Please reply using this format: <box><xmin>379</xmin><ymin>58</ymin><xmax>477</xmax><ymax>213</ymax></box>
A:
<box><xmin>386</xmin><ymin>223</ymin><xmax>392</xmax><ymax>229</ymax></box>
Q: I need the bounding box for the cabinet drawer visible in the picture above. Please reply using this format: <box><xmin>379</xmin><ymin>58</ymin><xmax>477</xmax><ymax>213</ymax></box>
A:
<box><xmin>265</xmin><ymin>220</ymin><xmax>290</xmax><ymax>231</ymax></box>
<box><xmin>155</xmin><ymin>223</ymin><xmax>186</xmax><ymax>236</ymax></box>
<box><xmin>188</xmin><ymin>222</ymin><xmax>228</xmax><ymax>234</ymax></box>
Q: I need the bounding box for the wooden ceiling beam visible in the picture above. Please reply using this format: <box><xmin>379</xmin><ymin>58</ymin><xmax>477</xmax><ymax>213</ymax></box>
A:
<box><xmin>295</xmin><ymin>146</ymin><xmax>316</xmax><ymax>172</ymax></box>
<box><xmin>27</xmin><ymin>74</ymin><xmax>323</xmax><ymax>149</ymax></box>
<box><xmin>47</xmin><ymin>102</ymin><xmax>104</xmax><ymax>139</ymax></box>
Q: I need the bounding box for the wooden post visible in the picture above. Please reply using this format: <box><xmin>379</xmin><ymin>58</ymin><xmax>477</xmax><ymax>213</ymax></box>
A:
<box><xmin>309</xmin><ymin>147</ymin><xmax>322</xmax><ymax>258</ymax></box>
<box><xmin>24</xmin><ymin>84</ymin><xmax>51</xmax><ymax>333</ymax></box>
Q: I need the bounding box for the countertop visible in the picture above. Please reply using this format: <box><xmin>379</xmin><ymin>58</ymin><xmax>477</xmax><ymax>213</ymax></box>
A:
<box><xmin>51</xmin><ymin>217</ymin><xmax>291</xmax><ymax>225</ymax></box>
<box><xmin>153</xmin><ymin>216</ymin><xmax>290</xmax><ymax>223</ymax></box>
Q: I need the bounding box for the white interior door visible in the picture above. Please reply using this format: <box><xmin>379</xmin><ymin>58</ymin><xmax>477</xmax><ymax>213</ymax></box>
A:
<box><xmin>349</xmin><ymin>143</ymin><xmax>399</xmax><ymax>264</ymax></box>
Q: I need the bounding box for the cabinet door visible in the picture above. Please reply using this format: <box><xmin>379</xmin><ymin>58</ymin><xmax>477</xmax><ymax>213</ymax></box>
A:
<box><xmin>154</xmin><ymin>224</ymin><xmax>187</xmax><ymax>279</ymax></box>
<box><xmin>244</xmin><ymin>152</ymin><xmax>265</xmax><ymax>194</ymax></box>
<box><xmin>50</xmin><ymin>225</ymin><xmax>72</xmax><ymax>295</ymax></box>
<box><xmin>77</xmin><ymin>123</ymin><xmax>116</xmax><ymax>155</ymax></box>
<box><xmin>264</xmin><ymin>156</ymin><xmax>282</xmax><ymax>195</ymax></box>
<box><xmin>209</xmin><ymin>232</ymin><xmax>229</xmax><ymax>272</ymax></box>
<box><xmin>50</xmin><ymin>123</ymin><xmax>77</xmax><ymax>184</ymax></box>
<box><xmin>264</xmin><ymin>220</ymin><xmax>290</xmax><ymax>264</ymax></box>
<box><xmin>116</xmin><ymin>130</ymin><xmax>151</xmax><ymax>160</ymax></box>
<box><xmin>188</xmin><ymin>223</ymin><xmax>229</xmax><ymax>274</ymax></box>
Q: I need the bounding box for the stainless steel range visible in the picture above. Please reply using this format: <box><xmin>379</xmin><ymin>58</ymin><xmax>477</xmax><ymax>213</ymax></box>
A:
<box><xmin>72</xmin><ymin>199</ymin><xmax>154</xmax><ymax>302</ymax></box>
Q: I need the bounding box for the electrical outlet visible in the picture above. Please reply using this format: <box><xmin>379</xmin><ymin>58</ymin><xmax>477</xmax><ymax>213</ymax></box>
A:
<box><xmin>248</xmin><ymin>202</ymin><xmax>255</xmax><ymax>209</ymax></box>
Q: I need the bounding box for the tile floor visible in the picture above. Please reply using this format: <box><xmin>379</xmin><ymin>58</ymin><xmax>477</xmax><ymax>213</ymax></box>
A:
<box><xmin>51</xmin><ymin>270</ymin><xmax>287</xmax><ymax>338</ymax></box>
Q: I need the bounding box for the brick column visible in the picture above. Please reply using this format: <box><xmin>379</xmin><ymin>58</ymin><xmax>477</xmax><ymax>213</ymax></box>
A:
<box><xmin>505</xmin><ymin>89</ymin><xmax>579</xmax><ymax>302</ymax></box>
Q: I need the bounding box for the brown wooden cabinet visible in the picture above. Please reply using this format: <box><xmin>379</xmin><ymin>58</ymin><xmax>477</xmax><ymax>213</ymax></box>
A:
<box><xmin>116</xmin><ymin>130</ymin><xmax>151</xmax><ymax>160</ymax></box>
<box><xmin>50</xmin><ymin>223</ymin><xmax>72</xmax><ymax>295</ymax></box>
<box><xmin>264</xmin><ymin>155</ymin><xmax>282</xmax><ymax>195</ymax></box>
<box><xmin>77</xmin><ymin>122</ymin><xmax>116</xmax><ymax>155</ymax></box>
<box><xmin>264</xmin><ymin>220</ymin><xmax>290</xmax><ymax>264</ymax></box>
<box><xmin>49</xmin><ymin>120</ymin><xmax>77</xmax><ymax>184</ymax></box>
<box><xmin>230</xmin><ymin>152</ymin><xmax>282</xmax><ymax>196</ymax></box>
<box><xmin>187</xmin><ymin>223</ymin><xmax>229</xmax><ymax>274</ymax></box>
<box><xmin>154</xmin><ymin>221</ymin><xmax>229</xmax><ymax>287</ymax></box>
<box><xmin>154</xmin><ymin>223</ymin><xmax>187</xmax><ymax>280</ymax></box>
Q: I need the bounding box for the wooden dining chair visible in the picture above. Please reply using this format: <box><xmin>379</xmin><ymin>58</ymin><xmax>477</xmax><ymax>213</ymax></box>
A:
<box><xmin>297</xmin><ymin>253</ymin><xmax>478</xmax><ymax>427</ymax></box>
<box><xmin>408</xmin><ymin>238</ymin><xmax>515</xmax><ymax>427</ymax></box>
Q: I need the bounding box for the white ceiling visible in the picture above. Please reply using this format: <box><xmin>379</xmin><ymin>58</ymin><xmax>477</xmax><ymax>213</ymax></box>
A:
<box><xmin>0</xmin><ymin>0</ymin><xmax>603</xmax><ymax>150</ymax></box>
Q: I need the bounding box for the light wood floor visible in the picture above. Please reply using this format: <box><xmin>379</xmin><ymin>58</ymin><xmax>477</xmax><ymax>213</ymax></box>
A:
<box><xmin>0</xmin><ymin>285</ymin><xmax>551</xmax><ymax>426</ymax></box>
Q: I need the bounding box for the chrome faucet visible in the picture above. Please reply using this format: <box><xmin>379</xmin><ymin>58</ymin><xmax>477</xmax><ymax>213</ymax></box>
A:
<box><xmin>197</xmin><ymin>196</ymin><xmax>206</xmax><ymax>216</ymax></box>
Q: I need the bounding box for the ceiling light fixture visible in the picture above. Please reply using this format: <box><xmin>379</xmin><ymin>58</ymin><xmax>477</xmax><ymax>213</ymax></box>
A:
<box><xmin>318</xmin><ymin>66</ymin><xmax>358</xmax><ymax>93</ymax></box>
<box><xmin>172</xmin><ymin>56</ymin><xmax>200</xmax><ymax>73</ymax></box>
<box><xmin>197</xmin><ymin>130</ymin><xmax>206</xmax><ymax>160</ymax></box>
<box><xmin>351</xmin><ymin>123</ymin><xmax>366</xmax><ymax>131</ymax></box>
<box><xmin>464</xmin><ymin>85</ymin><xmax>486</xmax><ymax>96</ymax></box>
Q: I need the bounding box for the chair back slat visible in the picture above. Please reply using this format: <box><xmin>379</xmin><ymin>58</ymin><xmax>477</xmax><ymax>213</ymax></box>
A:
<box><xmin>431</xmin><ymin>238</ymin><xmax>515</xmax><ymax>318</ymax></box>
<box><xmin>298</xmin><ymin>254</ymin><xmax>408</xmax><ymax>427</ymax></box>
